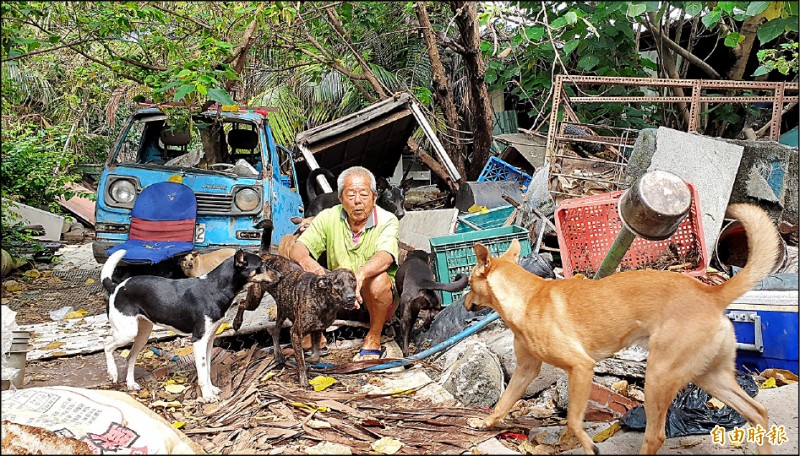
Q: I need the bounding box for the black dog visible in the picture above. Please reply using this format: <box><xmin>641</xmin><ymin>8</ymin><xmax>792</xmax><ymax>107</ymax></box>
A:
<box><xmin>304</xmin><ymin>167</ymin><xmax>339</xmax><ymax>217</ymax></box>
<box><xmin>305</xmin><ymin>167</ymin><xmax>406</xmax><ymax>219</ymax></box>
<box><xmin>376</xmin><ymin>176</ymin><xmax>406</xmax><ymax>220</ymax></box>
<box><xmin>101</xmin><ymin>249</ymin><xmax>279</xmax><ymax>402</ymax></box>
<box><xmin>250</xmin><ymin>256</ymin><xmax>358</xmax><ymax>388</ymax></box>
<box><xmin>393</xmin><ymin>250</ymin><xmax>469</xmax><ymax>356</ymax></box>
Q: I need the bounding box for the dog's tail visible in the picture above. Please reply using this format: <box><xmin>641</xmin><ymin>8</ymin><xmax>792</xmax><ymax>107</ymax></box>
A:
<box><xmin>306</xmin><ymin>167</ymin><xmax>336</xmax><ymax>201</ymax></box>
<box><xmin>418</xmin><ymin>273</ymin><xmax>470</xmax><ymax>292</ymax></box>
<box><xmin>101</xmin><ymin>249</ymin><xmax>126</xmax><ymax>294</ymax></box>
<box><xmin>713</xmin><ymin>204</ymin><xmax>781</xmax><ymax>306</ymax></box>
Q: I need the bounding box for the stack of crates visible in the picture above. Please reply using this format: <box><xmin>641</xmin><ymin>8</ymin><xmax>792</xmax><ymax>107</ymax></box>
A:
<box><xmin>429</xmin><ymin>225</ymin><xmax>531</xmax><ymax>305</ymax></box>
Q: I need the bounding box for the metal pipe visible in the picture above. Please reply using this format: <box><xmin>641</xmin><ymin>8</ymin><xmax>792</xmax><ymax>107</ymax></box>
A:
<box><xmin>297</xmin><ymin>143</ymin><xmax>333</xmax><ymax>194</ymax></box>
<box><xmin>593</xmin><ymin>226</ymin><xmax>637</xmax><ymax>280</ymax></box>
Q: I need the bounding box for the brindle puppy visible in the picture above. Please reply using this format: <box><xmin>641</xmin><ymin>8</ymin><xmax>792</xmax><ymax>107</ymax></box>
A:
<box><xmin>249</xmin><ymin>256</ymin><xmax>358</xmax><ymax>388</ymax></box>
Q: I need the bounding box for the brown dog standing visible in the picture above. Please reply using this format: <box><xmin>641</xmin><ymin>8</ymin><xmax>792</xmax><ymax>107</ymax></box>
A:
<box><xmin>464</xmin><ymin>204</ymin><xmax>780</xmax><ymax>455</ymax></box>
<box><xmin>180</xmin><ymin>248</ymin><xmax>237</xmax><ymax>277</ymax></box>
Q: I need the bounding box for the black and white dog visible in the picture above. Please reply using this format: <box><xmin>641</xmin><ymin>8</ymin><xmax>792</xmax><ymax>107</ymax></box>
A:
<box><xmin>101</xmin><ymin>249</ymin><xmax>278</xmax><ymax>402</ymax></box>
<box><xmin>305</xmin><ymin>167</ymin><xmax>406</xmax><ymax>219</ymax></box>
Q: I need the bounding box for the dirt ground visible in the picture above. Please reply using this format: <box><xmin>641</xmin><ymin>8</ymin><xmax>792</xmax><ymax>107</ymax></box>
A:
<box><xmin>4</xmin><ymin>240</ymin><xmax>799</xmax><ymax>454</ymax></box>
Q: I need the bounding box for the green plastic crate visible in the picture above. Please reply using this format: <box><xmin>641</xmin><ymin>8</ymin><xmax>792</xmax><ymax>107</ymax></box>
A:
<box><xmin>429</xmin><ymin>225</ymin><xmax>532</xmax><ymax>305</ymax></box>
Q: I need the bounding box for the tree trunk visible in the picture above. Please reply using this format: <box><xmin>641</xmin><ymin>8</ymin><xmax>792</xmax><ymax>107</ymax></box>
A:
<box><xmin>450</xmin><ymin>1</ymin><xmax>494</xmax><ymax>180</ymax></box>
<box><xmin>648</xmin><ymin>12</ymin><xmax>691</xmax><ymax>128</ymax></box>
<box><xmin>728</xmin><ymin>14</ymin><xmax>766</xmax><ymax>80</ymax></box>
<box><xmin>415</xmin><ymin>2</ymin><xmax>466</xmax><ymax>179</ymax></box>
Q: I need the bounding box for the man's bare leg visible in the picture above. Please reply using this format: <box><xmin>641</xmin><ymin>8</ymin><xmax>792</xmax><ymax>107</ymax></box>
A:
<box><xmin>354</xmin><ymin>272</ymin><xmax>393</xmax><ymax>361</ymax></box>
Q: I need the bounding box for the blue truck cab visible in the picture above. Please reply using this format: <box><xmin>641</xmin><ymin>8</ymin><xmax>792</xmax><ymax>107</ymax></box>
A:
<box><xmin>93</xmin><ymin>106</ymin><xmax>303</xmax><ymax>264</ymax></box>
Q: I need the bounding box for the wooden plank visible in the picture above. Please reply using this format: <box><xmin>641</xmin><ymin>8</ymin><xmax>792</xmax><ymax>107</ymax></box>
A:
<box><xmin>295</xmin><ymin>94</ymin><xmax>412</xmax><ymax>145</ymax></box>
<box><xmin>19</xmin><ymin>313</ymin><xmax>177</xmax><ymax>361</ymax></box>
<box><xmin>57</xmin><ymin>182</ymin><xmax>96</xmax><ymax>226</ymax></box>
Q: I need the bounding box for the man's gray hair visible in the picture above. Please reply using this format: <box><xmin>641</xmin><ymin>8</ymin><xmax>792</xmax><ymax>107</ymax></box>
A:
<box><xmin>337</xmin><ymin>166</ymin><xmax>377</xmax><ymax>197</ymax></box>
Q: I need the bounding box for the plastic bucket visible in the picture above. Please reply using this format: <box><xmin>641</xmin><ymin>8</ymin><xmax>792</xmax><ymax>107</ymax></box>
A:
<box><xmin>715</xmin><ymin>220</ymin><xmax>787</xmax><ymax>274</ymax></box>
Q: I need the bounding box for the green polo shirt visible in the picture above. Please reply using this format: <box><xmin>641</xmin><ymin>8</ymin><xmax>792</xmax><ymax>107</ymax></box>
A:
<box><xmin>297</xmin><ymin>204</ymin><xmax>399</xmax><ymax>281</ymax></box>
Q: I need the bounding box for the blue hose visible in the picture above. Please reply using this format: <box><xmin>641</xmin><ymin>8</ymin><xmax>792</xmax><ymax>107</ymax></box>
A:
<box><xmin>362</xmin><ymin>310</ymin><xmax>500</xmax><ymax>372</ymax></box>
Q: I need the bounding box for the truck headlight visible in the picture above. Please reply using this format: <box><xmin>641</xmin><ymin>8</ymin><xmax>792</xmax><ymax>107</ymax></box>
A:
<box><xmin>109</xmin><ymin>179</ymin><xmax>137</xmax><ymax>205</ymax></box>
<box><xmin>234</xmin><ymin>188</ymin><xmax>259</xmax><ymax>212</ymax></box>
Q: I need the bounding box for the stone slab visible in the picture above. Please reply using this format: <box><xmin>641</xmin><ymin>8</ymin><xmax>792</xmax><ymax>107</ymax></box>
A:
<box><xmin>4</xmin><ymin>199</ymin><xmax>66</xmax><ymax>242</ymax></box>
<box><xmin>398</xmin><ymin>208</ymin><xmax>458</xmax><ymax>252</ymax></box>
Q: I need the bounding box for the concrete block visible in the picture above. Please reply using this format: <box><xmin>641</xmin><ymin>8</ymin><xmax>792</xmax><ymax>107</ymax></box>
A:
<box><xmin>439</xmin><ymin>338</ymin><xmax>505</xmax><ymax>407</ymax></box>
<box><xmin>4</xmin><ymin>199</ymin><xmax>66</xmax><ymax>242</ymax></box>
<box><xmin>398</xmin><ymin>208</ymin><xmax>458</xmax><ymax>252</ymax></box>
<box><xmin>717</xmin><ymin>138</ymin><xmax>797</xmax><ymax>226</ymax></box>
<box><xmin>625</xmin><ymin>127</ymin><xmax>744</xmax><ymax>257</ymax></box>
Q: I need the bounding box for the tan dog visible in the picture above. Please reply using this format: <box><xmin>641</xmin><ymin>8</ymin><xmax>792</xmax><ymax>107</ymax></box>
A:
<box><xmin>180</xmin><ymin>248</ymin><xmax>237</xmax><ymax>277</ymax></box>
<box><xmin>278</xmin><ymin>216</ymin><xmax>315</xmax><ymax>258</ymax></box>
<box><xmin>464</xmin><ymin>204</ymin><xmax>780</xmax><ymax>455</ymax></box>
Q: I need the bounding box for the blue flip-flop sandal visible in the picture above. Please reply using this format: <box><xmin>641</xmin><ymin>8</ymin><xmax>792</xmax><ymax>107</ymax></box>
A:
<box><xmin>356</xmin><ymin>347</ymin><xmax>385</xmax><ymax>360</ymax></box>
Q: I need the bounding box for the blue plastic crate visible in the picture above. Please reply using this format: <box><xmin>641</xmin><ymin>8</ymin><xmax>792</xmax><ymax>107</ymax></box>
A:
<box><xmin>429</xmin><ymin>225</ymin><xmax>532</xmax><ymax>305</ymax></box>
<box><xmin>455</xmin><ymin>205</ymin><xmax>515</xmax><ymax>233</ymax></box>
<box><xmin>477</xmin><ymin>156</ymin><xmax>532</xmax><ymax>190</ymax></box>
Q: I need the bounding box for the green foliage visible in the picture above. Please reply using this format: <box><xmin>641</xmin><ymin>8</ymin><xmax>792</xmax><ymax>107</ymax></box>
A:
<box><xmin>754</xmin><ymin>42</ymin><xmax>799</xmax><ymax>76</ymax></box>
<box><xmin>0</xmin><ymin>123</ymin><xmax>86</xmax><ymax>211</ymax></box>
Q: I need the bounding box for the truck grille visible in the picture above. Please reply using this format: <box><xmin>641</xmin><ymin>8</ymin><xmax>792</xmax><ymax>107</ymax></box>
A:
<box><xmin>195</xmin><ymin>192</ymin><xmax>233</xmax><ymax>214</ymax></box>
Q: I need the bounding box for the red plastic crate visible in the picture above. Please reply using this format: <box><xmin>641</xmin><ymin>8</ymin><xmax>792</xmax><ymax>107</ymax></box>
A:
<box><xmin>554</xmin><ymin>182</ymin><xmax>707</xmax><ymax>278</ymax></box>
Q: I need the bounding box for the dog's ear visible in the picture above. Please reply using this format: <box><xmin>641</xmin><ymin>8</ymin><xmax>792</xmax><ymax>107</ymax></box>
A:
<box><xmin>254</xmin><ymin>219</ymin><xmax>273</xmax><ymax>230</ymax></box>
<box><xmin>473</xmin><ymin>243</ymin><xmax>491</xmax><ymax>275</ymax></box>
<box><xmin>234</xmin><ymin>250</ymin><xmax>247</xmax><ymax>268</ymax></box>
<box><xmin>376</xmin><ymin>176</ymin><xmax>390</xmax><ymax>191</ymax></box>
<box><xmin>400</xmin><ymin>178</ymin><xmax>412</xmax><ymax>192</ymax></box>
<box><xmin>500</xmin><ymin>239</ymin><xmax>521</xmax><ymax>264</ymax></box>
<box><xmin>316</xmin><ymin>275</ymin><xmax>330</xmax><ymax>288</ymax></box>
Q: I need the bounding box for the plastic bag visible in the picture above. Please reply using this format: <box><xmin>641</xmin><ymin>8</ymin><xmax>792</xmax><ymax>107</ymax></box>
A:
<box><xmin>49</xmin><ymin>306</ymin><xmax>74</xmax><ymax>321</ymax></box>
<box><xmin>620</xmin><ymin>371</ymin><xmax>759</xmax><ymax>438</ymax></box>
<box><xmin>413</xmin><ymin>253</ymin><xmax>555</xmax><ymax>348</ymax></box>
<box><xmin>1</xmin><ymin>386</ymin><xmax>203</xmax><ymax>454</ymax></box>
<box><xmin>1</xmin><ymin>306</ymin><xmax>21</xmax><ymax>384</ymax></box>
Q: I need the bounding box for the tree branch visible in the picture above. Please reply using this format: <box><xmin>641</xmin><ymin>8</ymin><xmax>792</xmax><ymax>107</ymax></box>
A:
<box><xmin>1</xmin><ymin>37</ymin><xmax>104</xmax><ymax>62</ymax></box>
<box><xmin>147</xmin><ymin>2</ymin><xmax>213</xmax><ymax>31</ymax></box>
<box><xmin>68</xmin><ymin>46</ymin><xmax>143</xmax><ymax>85</ymax></box>
<box><xmin>324</xmin><ymin>6</ymin><xmax>388</xmax><ymax>98</ymax></box>
<box><xmin>641</xmin><ymin>18</ymin><xmax>721</xmax><ymax>79</ymax></box>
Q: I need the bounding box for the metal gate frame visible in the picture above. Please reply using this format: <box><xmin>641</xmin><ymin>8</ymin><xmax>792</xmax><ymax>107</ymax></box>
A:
<box><xmin>545</xmin><ymin>75</ymin><xmax>799</xmax><ymax>200</ymax></box>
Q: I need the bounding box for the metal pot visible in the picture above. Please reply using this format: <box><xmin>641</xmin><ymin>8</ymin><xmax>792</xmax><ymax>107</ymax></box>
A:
<box><xmin>618</xmin><ymin>170</ymin><xmax>692</xmax><ymax>241</ymax></box>
<box><xmin>714</xmin><ymin>220</ymin><xmax>788</xmax><ymax>274</ymax></box>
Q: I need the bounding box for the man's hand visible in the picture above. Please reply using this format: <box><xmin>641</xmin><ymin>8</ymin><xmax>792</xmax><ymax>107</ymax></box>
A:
<box><xmin>290</xmin><ymin>241</ymin><xmax>325</xmax><ymax>275</ymax></box>
<box><xmin>354</xmin><ymin>269</ymin><xmax>365</xmax><ymax>305</ymax></box>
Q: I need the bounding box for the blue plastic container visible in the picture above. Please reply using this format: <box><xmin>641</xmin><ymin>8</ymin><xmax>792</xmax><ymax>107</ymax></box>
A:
<box><xmin>455</xmin><ymin>205</ymin><xmax>516</xmax><ymax>233</ymax></box>
<box><xmin>727</xmin><ymin>290</ymin><xmax>798</xmax><ymax>375</ymax></box>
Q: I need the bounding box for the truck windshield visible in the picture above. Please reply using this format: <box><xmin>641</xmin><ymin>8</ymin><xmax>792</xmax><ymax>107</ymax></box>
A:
<box><xmin>114</xmin><ymin>115</ymin><xmax>263</xmax><ymax>177</ymax></box>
